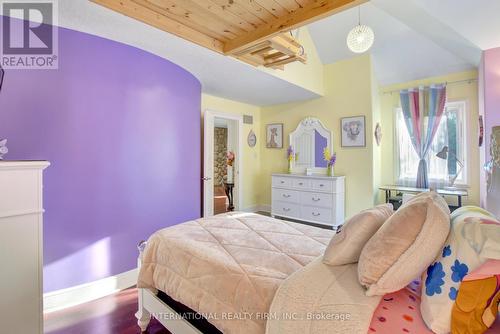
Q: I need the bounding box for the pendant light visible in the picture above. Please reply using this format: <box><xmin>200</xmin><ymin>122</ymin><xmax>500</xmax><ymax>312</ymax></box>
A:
<box><xmin>347</xmin><ymin>6</ymin><xmax>374</xmax><ymax>53</ymax></box>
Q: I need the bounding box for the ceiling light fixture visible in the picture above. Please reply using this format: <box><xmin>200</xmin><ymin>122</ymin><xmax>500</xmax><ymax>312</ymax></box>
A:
<box><xmin>347</xmin><ymin>6</ymin><xmax>374</xmax><ymax>53</ymax></box>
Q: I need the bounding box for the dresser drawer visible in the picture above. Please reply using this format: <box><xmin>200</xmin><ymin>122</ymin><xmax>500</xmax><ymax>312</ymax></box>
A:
<box><xmin>300</xmin><ymin>192</ymin><xmax>333</xmax><ymax>208</ymax></box>
<box><xmin>273</xmin><ymin>188</ymin><xmax>300</xmax><ymax>204</ymax></box>
<box><xmin>301</xmin><ymin>206</ymin><xmax>333</xmax><ymax>225</ymax></box>
<box><xmin>292</xmin><ymin>178</ymin><xmax>311</xmax><ymax>190</ymax></box>
<box><xmin>311</xmin><ymin>179</ymin><xmax>334</xmax><ymax>192</ymax></box>
<box><xmin>272</xmin><ymin>176</ymin><xmax>292</xmax><ymax>188</ymax></box>
<box><xmin>272</xmin><ymin>201</ymin><xmax>301</xmax><ymax>217</ymax></box>
<box><xmin>0</xmin><ymin>169</ymin><xmax>40</xmax><ymax>214</ymax></box>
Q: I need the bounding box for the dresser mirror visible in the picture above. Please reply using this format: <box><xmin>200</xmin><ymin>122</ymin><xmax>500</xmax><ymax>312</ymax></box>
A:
<box><xmin>289</xmin><ymin>117</ymin><xmax>333</xmax><ymax>174</ymax></box>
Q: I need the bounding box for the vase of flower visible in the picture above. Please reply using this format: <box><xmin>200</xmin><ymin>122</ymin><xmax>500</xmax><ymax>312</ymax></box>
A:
<box><xmin>287</xmin><ymin>146</ymin><xmax>295</xmax><ymax>174</ymax></box>
<box><xmin>323</xmin><ymin>147</ymin><xmax>337</xmax><ymax>177</ymax></box>
<box><xmin>327</xmin><ymin>165</ymin><xmax>334</xmax><ymax>177</ymax></box>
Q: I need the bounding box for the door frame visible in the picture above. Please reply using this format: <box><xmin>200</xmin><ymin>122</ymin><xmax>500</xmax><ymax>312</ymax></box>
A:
<box><xmin>203</xmin><ymin>109</ymin><xmax>243</xmax><ymax>217</ymax></box>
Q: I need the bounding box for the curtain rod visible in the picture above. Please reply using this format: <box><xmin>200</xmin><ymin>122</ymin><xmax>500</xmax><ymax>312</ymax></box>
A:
<box><xmin>381</xmin><ymin>78</ymin><xmax>478</xmax><ymax>95</ymax></box>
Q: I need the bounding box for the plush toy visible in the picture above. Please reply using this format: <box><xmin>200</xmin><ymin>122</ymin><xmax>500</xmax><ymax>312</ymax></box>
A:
<box><xmin>0</xmin><ymin>139</ymin><xmax>8</xmax><ymax>159</ymax></box>
<box><xmin>451</xmin><ymin>275</ymin><xmax>500</xmax><ymax>334</ymax></box>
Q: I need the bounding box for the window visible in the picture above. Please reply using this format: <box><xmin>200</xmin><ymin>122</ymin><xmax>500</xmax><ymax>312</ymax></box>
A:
<box><xmin>395</xmin><ymin>101</ymin><xmax>467</xmax><ymax>187</ymax></box>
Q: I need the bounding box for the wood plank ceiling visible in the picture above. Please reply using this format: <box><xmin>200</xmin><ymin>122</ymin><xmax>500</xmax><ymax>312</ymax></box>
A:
<box><xmin>92</xmin><ymin>0</ymin><xmax>367</xmax><ymax>68</ymax></box>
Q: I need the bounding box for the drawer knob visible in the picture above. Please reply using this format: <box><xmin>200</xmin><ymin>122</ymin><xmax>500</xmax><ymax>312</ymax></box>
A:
<box><xmin>283</xmin><ymin>208</ymin><xmax>291</xmax><ymax>212</ymax></box>
<box><xmin>298</xmin><ymin>182</ymin><xmax>303</xmax><ymax>186</ymax></box>
<box><xmin>312</xmin><ymin>212</ymin><xmax>321</xmax><ymax>217</ymax></box>
<box><xmin>280</xmin><ymin>181</ymin><xmax>285</xmax><ymax>184</ymax></box>
<box><xmin>319</xmin><ymin>184</ymin><xmax>324</xmax><ymax>187</ymax></box>
<box><xmin>282</xmin><ymin>194</ymin><xmax>291</xmax><ymax>198</ymax></box>
<box><xmin>312</xmin><ymin>197</ymin><xmax>320</xmax><ymax>202</ymax></box>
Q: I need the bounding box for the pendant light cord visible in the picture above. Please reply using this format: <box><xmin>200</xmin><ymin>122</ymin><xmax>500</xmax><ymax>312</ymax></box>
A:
<box><xmin>358</xmin><ymin>6</ymin><xmax>361</xmax><ymax>25</ymax></box>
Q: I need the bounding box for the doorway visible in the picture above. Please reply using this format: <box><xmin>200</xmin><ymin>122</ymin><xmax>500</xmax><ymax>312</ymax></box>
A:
<box><xmin>203</xmin><ymin>110</ymin><xmax>242</xmax><ymax>217</ymax></box>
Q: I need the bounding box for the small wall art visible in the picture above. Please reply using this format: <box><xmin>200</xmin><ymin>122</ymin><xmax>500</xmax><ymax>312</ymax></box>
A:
<box><xmin>374</xmin><ymin>122</ymin><xmax>382</xmax><ymax>146</ymax></box>
<box><xmin>341</xmin><ymin>116</ymin><xmax>366</xmax><ymax>147</ymax></box>
<box><xmin>266</xmin><ymin>123</ymin><xmax>283</xmax><ymax>148</ymax></box>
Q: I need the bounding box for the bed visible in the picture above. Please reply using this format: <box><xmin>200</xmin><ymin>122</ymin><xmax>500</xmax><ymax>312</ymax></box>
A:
<box><xmin>135</xmin><ymin>212</ymin><xmax>500</xmax><ymax>334</ymax></box>
<box><xmin>136</xmin><ymin>212</ymin><xmax>336</xmax><ymax>333</ymax></box>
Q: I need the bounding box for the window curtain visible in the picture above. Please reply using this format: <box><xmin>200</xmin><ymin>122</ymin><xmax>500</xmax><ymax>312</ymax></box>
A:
<box><xmin>399</xmin><ymin>85</ymin><xmax>447</xmax><ymax>188</ymax></box>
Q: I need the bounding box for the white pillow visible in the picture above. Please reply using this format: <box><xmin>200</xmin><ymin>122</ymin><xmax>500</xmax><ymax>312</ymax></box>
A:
<box><xmin>420</xmin><ymin>206</ymin><xmax>500</xmax><ymax>334</ymax></box>
<box><xmin>323</xmin><ymin>203</ymin><xmax>393</xmax><ymax>266</ymax></box>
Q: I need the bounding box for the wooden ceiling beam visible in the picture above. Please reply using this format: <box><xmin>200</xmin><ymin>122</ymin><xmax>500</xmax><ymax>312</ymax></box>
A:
<box><xmin>224</xmin><ymin>0</ymin><xmax>369</xmax><ymax>55</ymax></box>
<box><xmin>91</xmin><ymin>0</ymin><xmax>225</xmax><ymax>53</ymax></box>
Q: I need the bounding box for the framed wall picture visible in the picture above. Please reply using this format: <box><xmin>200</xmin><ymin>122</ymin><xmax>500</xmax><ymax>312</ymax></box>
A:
<box><xmin>266</xmin><ymin>123</ymin><xmax>283</xmax><ymax>148</ymax></box>
<box><xmin>341</xmin><ymin>116</ymin><xmax>366</xmax><ymax>147</ymax></box>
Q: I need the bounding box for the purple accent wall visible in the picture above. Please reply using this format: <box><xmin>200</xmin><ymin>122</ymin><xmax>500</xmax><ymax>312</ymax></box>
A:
<box><xmin>484</xmin><ymin>48</ymin><xmax>500</xmax><ymax>162</ymax></box>
<box><xmin>314</xmin><ymin>130</ymin><xmax>328</xmax><ymax>167</ymax></box>
<box><xmin>0</xmin><ymin>24</ymin><xmax>201</xmax><ymax>292</ymax></box>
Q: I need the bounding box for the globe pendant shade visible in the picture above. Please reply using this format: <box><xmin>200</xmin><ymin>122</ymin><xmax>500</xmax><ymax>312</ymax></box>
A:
<box><xmin>347</xmin><ymin>24</ymin><xmax>374</xmax><ymax>53</ymax></box>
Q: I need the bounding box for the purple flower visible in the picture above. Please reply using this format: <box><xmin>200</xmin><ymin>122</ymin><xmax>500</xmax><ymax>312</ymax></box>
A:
<box><xmin>287</xmin><ymin>146</ymin><xmax>293</xmax><ymax>157</ymax></box>
<box><xmin>328</xmin><ymin>153</ymin><xmax>337</xmax><ymax>167</ymax></box>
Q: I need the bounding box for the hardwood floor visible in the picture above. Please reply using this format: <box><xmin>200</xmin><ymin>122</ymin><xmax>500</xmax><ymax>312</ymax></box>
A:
<box><xmin>44</xmin><ymin>288</ymin><xmax>170</xmax><ymax>334</ymax></box>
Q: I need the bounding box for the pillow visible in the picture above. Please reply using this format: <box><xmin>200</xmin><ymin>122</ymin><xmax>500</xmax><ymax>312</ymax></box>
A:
<box><xmin>420</xmin><ymin>206</ymin><xmax>500</xmax><ymax>334</ymax></box>
<box><xmin>358</xmin><ymin>191</ymin><xmax>450</xmax><ymax>296</ymax></box>
<box><xmin>463</xmin><ymin>259</ymin><xmax>500</xmax><ymax>281</ymax></box>
<box><xmin>323</xmin><ymin>203</ymin><xmax>393</xmax><ymax>266</ymax></box>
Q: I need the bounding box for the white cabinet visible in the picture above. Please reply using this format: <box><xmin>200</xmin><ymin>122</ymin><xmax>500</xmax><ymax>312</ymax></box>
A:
<box><xmin>0</xmin><ymin>161</ymin><xmax>49</xmax><ymax>334</ymax></box>
<box><xmin>271</xmin><ymin>173</ymin><xmax>345</xmax><ymax>229</ymax></box>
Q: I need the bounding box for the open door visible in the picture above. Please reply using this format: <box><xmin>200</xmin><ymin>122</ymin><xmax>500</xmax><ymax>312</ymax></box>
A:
<box><xmin>203</xmin><ymin>111</ymin><xmax>215</xmax><ymax>217</ymax></box>
<box><xmin>203</xmin><ymin>110</ymin><xmax>242</xmax><ymax>217</ymax></box>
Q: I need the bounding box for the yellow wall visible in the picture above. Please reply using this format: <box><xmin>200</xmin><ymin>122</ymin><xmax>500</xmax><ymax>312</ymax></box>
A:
<box><xmin>379</xmin><ymin>70</ymin><xmax>480</xmax><ymax>206</ymax></box>
<box><xmin>371</xmin><ymin>65</ymin><xmax>382</xmax><ymax>204</ymax></box>
<box><xmin>201</xmin><ymin>94</ymin><xmax>262</xmax><ymax>209</ymax></box>
<box><xmin>203</xmin><ymin>64</ymin><xmax>480</xmax><ymax>217</ymax></box>
<box><xmin>259</xmin><ymin>55</ymin><xmax>377</xmax><ymax>217</ymax></box>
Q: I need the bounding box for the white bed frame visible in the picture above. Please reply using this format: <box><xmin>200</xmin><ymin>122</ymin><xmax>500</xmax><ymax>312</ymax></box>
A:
<box><xmin>135</xmin><ymin>241</ymin><xmax>203</xmax><ymax>334</ymax></box>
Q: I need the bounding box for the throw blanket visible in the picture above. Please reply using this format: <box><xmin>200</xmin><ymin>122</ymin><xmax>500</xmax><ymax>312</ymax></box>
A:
<box><xmin>137</xmin><ymin>212</ymin><xmax>336</xmax><ymax>334</ymax></box>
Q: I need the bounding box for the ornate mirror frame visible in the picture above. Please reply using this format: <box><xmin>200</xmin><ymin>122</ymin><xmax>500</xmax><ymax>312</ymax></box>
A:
<box><xmin>289</xmin><ymin>117</ymin><xmax>333</xmax><ymax>174</ymax></box>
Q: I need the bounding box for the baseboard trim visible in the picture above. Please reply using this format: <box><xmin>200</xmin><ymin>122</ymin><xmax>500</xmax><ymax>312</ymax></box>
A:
<box><xmin>43</xmin><ymin>268</ymin><xmax>138</xmax><ymax>313</ymax></box>
<box><xmin>242</xmin><ymin>204</ymin><xmax>271</xmax><ymax>213</ymax></box>
<box><xmin>259</xmin><ymin>204</ymin><xmax>271</xmax><ymax>213</ymax></box>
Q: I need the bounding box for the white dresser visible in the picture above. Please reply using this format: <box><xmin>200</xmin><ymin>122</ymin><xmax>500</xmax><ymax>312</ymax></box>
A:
<box><xmin>271</xmin><ymin>173</ymin><xmax>345</xmax><ymax>229</ymax></box>
<box><xmin>0</xmin><ymin>161</ymin><xmax>49</xmax><ymax>334</ymax></box>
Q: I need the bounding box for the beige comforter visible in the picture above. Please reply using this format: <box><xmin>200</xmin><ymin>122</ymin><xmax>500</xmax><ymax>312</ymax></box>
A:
<box><xmin>137</xmin><ymin>212</ymin><xmax>336</xmax><ymax>334</ymax></box>
<box><xmin>266</xmin><ymin>258</ymin><xmax>382</xmax><ymax>334</ymax></box>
